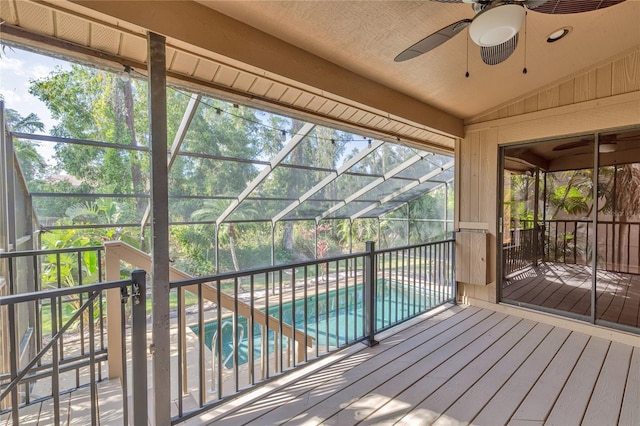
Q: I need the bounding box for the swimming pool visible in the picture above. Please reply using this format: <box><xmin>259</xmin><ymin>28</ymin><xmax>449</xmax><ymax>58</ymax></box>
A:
<box><xmin>191</xmin><ymin>280</ymin><xmax>436</xmax><ymax>368</ymax></box>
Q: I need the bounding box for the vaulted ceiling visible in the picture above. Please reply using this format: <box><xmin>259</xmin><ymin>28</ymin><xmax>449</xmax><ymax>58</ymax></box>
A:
<box><xmin>201</xmin><ymin>0</ymin><xmax>640</xmax><ymax>119</ymax></box>
<box><xmin>1</xmin><ymin>0</ymin><xmax>639</xmax><ymax>152</ymax></box>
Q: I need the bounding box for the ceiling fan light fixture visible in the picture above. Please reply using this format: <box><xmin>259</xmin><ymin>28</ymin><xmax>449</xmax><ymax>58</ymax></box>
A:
<box><xmin>469</xmin><ymin>4</ymin><xmax>526</xmax><ymax>47</ymax></box>
<box><xmin>546</xmin><ymin>27</ymin><xmax>571</xmax><ymax>43</ymax></box>
<box><xmin>599</xmin><ymin>142</ymin><xmax>617</xmax><ymax>153</ymax></box>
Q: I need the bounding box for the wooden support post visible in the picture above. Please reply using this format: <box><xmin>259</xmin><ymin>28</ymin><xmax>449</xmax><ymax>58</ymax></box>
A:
<box><xmin>104</xmin><ymin>246</ymin><xmax>123</xmax><ymax>381</ymax></box>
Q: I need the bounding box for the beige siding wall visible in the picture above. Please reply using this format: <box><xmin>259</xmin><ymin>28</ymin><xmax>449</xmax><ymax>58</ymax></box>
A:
<box><xmin>468</xmin><ymin>49</ymin><xmax>640</xmax><ymax>124</ymax></box>
<box><xmin>457</xmin><ymin>48</ymin><xmax>640</xmax><ymax>305</ymax></box>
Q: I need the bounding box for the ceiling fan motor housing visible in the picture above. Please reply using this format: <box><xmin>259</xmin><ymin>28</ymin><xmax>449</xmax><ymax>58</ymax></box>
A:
<box><xmin>469</xmin><ymin>3</ymin><xmax>526</xmax><ymax>47</ymax></box>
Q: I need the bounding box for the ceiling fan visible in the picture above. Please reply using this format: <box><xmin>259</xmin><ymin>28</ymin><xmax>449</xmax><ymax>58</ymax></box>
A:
<box><xmin>395</xmin><ymin>0</ymin><xmax>628</xmax><ymax>66</ymax></box>
<box><xmin>553</xmin><ymin>134</ymin><xmax>639</xmax><ymax>153</ymax></box>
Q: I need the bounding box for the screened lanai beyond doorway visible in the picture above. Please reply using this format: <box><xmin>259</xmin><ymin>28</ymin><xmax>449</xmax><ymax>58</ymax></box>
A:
<box><xmin>500</xmin><ymin>128</ymin><xmax>640</xmax><ymax>333</ymax></box>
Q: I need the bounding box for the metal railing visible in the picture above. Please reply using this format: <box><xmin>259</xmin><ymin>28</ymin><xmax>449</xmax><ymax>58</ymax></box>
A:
<box><xmin>0</xmin><ymin>246</ymin><xmax>108</xmax><ymax>401</ymax></box>
<box><xmin>503</xmin><ymin>226</ymin><xmax>543</xmax><ymax>275</ymax></box>
<box><xmin>170</xmin><ymin>238</ymin><xmax>455</xmax><ymax>423</ymax></box>
<box><xmin>504</xmin><ymin>219</ymin><xmax>640</xmax><ymax>274</ymax></box>
<box><xmin>0</xmin><ymin>270</ymin><xmax>148</xmax><ymax>426</ymax></box>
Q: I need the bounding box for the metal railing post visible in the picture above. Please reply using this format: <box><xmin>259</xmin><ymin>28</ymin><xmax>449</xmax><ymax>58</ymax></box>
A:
<box><xmin>364</xmin><ymin>241</ymin><xmax>378</xmax><ymax>347</ymax></box>
<box><xmin>130</xmin><ymin>269</ymin><xmax>148</xmax><ymax>426</ymax></box>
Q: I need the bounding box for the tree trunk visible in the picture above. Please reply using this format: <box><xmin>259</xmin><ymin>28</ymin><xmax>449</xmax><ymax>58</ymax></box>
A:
<box><xmin>282</xmin><ymin>222</ymin><xmax>294</xmax><ymax>251</ymax></box>
<box><xmin>122</xmin><ymin>80</ymin><xmax>144</xmax><ymax>194</ymax></box>
<box><xmin>122</xmin><ymin>79</ymin><xmax>147</xmax><ymax>249</ymax></box>
<box><xmin>229</xmin><ymin>236</ymin><xmax>240</xmax><ymax>272</ymax></box>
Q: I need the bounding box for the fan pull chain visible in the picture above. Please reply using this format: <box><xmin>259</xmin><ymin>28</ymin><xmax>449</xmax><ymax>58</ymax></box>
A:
<box><xmin>523</xmin><ymin>11</ymin><xmax>528</xmax><ymax>74</ymax></box>
<box><xmin>465</xmin><ymin>31</ymin><xmax>470</xmax><ymax>78</ymax></box>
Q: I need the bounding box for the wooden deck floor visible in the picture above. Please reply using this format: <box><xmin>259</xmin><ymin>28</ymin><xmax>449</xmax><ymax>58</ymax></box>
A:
<box><xmin>0</xmin><ymin>379</ymin><xmax>125</xmax><ymax>426</ymax></box>
<box><xmin>185</xmin><ymin>304</ymin><xmax>640</xmax><ymax>426</ymax></box>
<box><xmin>503</xmin><ymin>262</ymin><xmax>640</xmax><ymax>329</ymax></box>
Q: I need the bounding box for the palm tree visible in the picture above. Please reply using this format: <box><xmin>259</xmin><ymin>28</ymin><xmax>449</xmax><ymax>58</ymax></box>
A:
<box><xmin>5</xmin><ymin>108</ymin><xmax>48</xmax><ymax>178</ymax></box>
<box><xmin>191</xmin><ymin>200</ymin><xmax>258</xmax><ymax>274</ymax></box>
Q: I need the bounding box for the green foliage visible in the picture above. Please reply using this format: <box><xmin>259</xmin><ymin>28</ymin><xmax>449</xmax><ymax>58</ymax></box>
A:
<box><xmin>5</xmin><ymin>108</ymin><xmax>48</xmax><ymax>179</ymax></box>
<box><xmin>29</xmin><ymin>65</ymin><xmax>149</xmax><ymax>195</ymax></box>
<box><xmin>25</xmin><ymin>60</ymin><xmax>454</xmax><ymax>278</ymax></box>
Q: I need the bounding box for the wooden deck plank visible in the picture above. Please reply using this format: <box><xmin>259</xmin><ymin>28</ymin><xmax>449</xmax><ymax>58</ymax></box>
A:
<box><xmin>473</xmin><ymin>331</ymin><xmax>586</xmax><ymax>425</ymax></box>
<box><xmin>393</xmin><ymin>319</ymin><xmax>538</xmax><ymax>426</ymax></box>
<box><xmin>37</xmin><ymin>392</ymin><xmax>71</xmax><ymax>425</ymax></box>
<box><xmin>96</xmin><ymin>380</ymin><xmax>126</xmax><ymax>426</ymax></box>
<box><xmin>619</xmin><ymin>347</ymin><xmax>640</xmax><ymax>426</ymax></box>
<box><xmin>582</xmin><ymin>341</ymin><xmax>633</xmax><ymax>425</ymax></box>
<box><xmin>599</xmin><ymin>274</ymin><xmax>630</xmax><ymax>323</ymax></box>
<box><xmin>544</xmin><ymin>337</ymin><xmax>610</xmax><ymax>426</ymax></box>
<box><xmin>68</xmin><ymin>386</ymin><xmax>96</xmax><ymax>425</ymax></box>
<box><xmin>503</xmin><ymin>263</ymin><xmax>640</xmax><ymax>328</ymax></box>
<box><xmin>209</xmin><ymin>306</ymin><xmax>482</xmax><ymax>425</ymax></box>
<box><xmin>594</xmin><ymin>271</ymin><xmax>619</xmax><ymax>320</ymax></box>
<box><xmin>547</xmin><ymin>275</ymin><xmax>591</xmax><ymax>313</ymax></box>
<box><xmin>201</xmin><ymin>305</ymin><xmax>637</xmax><ymax>426</ymax></box>
<box><xmin>431</xmin><ymin>322</ymin><xmax>556</xmax><ymax>426</ymax></box>
<box><xmin>12</xmin><ymin>402</ymin><xmax>41</xmax><ymax>426</ymax></box>
<box><xmin>505</xmin><ymin>273</ymin><xmax>554</xmax><ymax>303</ymax></box>
<box><xmin>617</xmin><ymin>275</ymin><xmax>640</xmax><ymax>327</ymax></box>
<box><xmin>324</xmin><ymin>314</ymin><xmax>528</xmax><ymax>426</ymax></box>
<box><xmin>352</xmin><ymin>314</ymin><xmax>518</xmax><ymax>426</ymax></box>
<box><xmin>247</xmin><ymin>310</ymin><xmax>503</xmax><ymax>426</ymax></box>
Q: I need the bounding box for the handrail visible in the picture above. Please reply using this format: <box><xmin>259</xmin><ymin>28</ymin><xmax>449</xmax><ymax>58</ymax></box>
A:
<box><xmin>0</xmin><ymin>245</ymin><xmax>103</xmax><ymax>258</ymax></box>
<box><xmin>0</xmin><ymin>271</ymin><xmax>148</xmax><ymax>425</ymax></box>
<box><xmin>103</xmin><ymin>241</ymin><xmax>313</xmax><ymax>348</ymax></box>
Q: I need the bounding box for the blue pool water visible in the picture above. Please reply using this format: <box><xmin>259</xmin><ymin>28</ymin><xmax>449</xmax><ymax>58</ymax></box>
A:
<box><xmin>191</xmin><ymin>280</ymin><xmax>436</xmax><ymax>368</ymax></box>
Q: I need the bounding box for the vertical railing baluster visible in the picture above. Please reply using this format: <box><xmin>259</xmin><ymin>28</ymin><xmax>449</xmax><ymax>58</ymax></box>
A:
<box><xmin>401</xmin><ymin>249</ymin><xmax>406</xmax><ymax>320</ymax></box>
<box><xmin>388</xmin><ymin>251</ymin><xmax>393</xmax><ymax>326</ymax></box>
<box><xmin>627</xmin><ymin>224</ymin><xmax>631</xmax><ymax>273</ymax></box>
<box><xmin>364</xmin><ymin>241</ymin><xmax>378</xmax><ymax>346</ymax></box>
<box><xmin>291</xmin><ymin>268</ymin><xmax>296</xmax><ymax>367</ymax></box>
<box><xmin>177</xmin><ymin>286</ymin><xmax>183</xmax><ymax>417</ymax></box>
<box><xmin>429</xmin><ymin>243</ymin><xmax>433</xmax><ymax>308</ymax></box>
<box><xmin>335</xmin><ymin>261</ymin><xmax>339</xmax><ymax>347</ymax></box>
<box><xmin>395</xmin><ymin>251</ymin><xmax>399</xmax><ymax>324</ymax></box>
<box><xmin>325</xmin><ymin>262</ymin><xmax>329</xmax><ymax>353</ymax></box>
<box><xmin>198</xmin><ymin>282</ymin><xmax>205</xmax><ymax>405</ymax></box>
<box><xmin>120</xmin><ymin>286</ymin><xmax>128</xmax><ymax>426</ymax></box>
<box><xmin>419</xmin><ymin>245</ymin><xmax>424</xmax><ymax>310</ymax></box>
<box><xmin>131</xmin><ymin>270</ymin><xmax>148</xmax><ymax>426</ymax></box>
<box><xmin>52</xmin><ymin>296</ymin><xmax>61</xmax><ymax>426</ymax></box>
<box><xmin>303</xmin><ymin>266</ymin><xmax>308</xmax><ymax>363</ymax></box>
<box><xmin>345</xmin><ymin>259</ymin><xmax>349</xmax><ymax>344</ymax></box>
<box><xmin>56</xmin><ymin>253</ymin><xmax>64</xmax><ymax>363</ymax></box>
<box><xmin>78</xmin><ymin>251</ymin><xmax>85</xmax><ymax>363</ymax></box>
<box><xmin>33</xmin><ymin>255</ymin><xmax>42</xmax><ymax>366</ymax></box>
<box><xmin>249</xmin><ymin>274</ymin><xmax>255</xmax><ymax>386</ymax></box>
<box><xmin>278</xmin><ymin>270</ymin><xmax>283</xmax><ymax>373</ymax></box>
<box><xmin>380</xmin><ymin>252</ymin><xmax>385</xmax><ymax>328</ymax></box>
<box><xmin>233</xmin><ymin>277</ymin><xmax>239</xmax><ymax>391</ymax></box>
<box><xmin>8</xmin><ymin>303</ymin><xmax>19</xmax><ymax>426</ymax></box>
<box><xmin>89</xmin><ymin>289</ymin><xmax>97</xmax><ymax>426</ymax></box>
<box><xmin>216</xmin><ymin>280</ymin><xmax>222</xmax><ymax>400</ymax></box>
<box><xmin>264</xmin><ymin>273</ymin><xmax>269</xmax><ymax>379</ymax></box>
<box><xmin>314</xmin><ymin>264</ymin><xmax>319</xmax><ymax>358</ymax></box>
<box><xmin>363</xmin><ymin>254</ymin><xmax>367</xmax><ymax>338</ymax></box>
